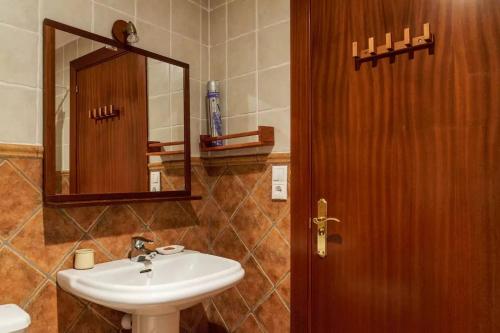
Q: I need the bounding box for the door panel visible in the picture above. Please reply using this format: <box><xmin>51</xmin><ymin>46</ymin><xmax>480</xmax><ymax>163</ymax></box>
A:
<box><xmin>310</xmin><ymin>0</ymin><xmax>499</xmax><ymax>332</ymax></box>
<box><xmin>74</xmin><ymin>51</ymin><xmax>148</xmax><ymax>193</ymax></box>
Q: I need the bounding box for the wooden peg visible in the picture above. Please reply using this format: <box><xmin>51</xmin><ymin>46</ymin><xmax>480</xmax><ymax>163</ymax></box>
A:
<box><xmin>93</xmin><ymin>109</ymin><xmax>97</xmax><ymax>118</ymax></box>
<box><xmin>403</xmin><ymin>28</ymin><xmax>412</xmax><ymax>46</ymax></box>
<box><xmin>110</xmin><ymin>104</ymin><xmax>114</xmax><ymax>115</ymax></box>
<box><xmin>385</xmin><ymin>33</ymin><xmax>393</xmax><ymax>51</ymax></box>
<box><xmin>423</xmin><ymin>23</ymin><xmax>431</xmax><ymax>42</ymax></box>
<box><xmin>352</xmin><ymin>42</ymin><xmax>359</xmax><ymax>58</ymax></box>
<box><xmin>103</xmin><ymin>105</ymin><xmax>108</xmax><ymax>116</ymax></box>
<box><xmin>368</xmin><ymin>37</ymin><xmax>376</xmax><ymax>55</ymax></box>
<box><xmin>88</xmin><ymin>110</ymin><xmax>91</xmax><ymax>119</ymax></box>
<box><xmin>98</xmin><ymin>107</ymin><xmax>102</xmax><ymax>118</ymax></box>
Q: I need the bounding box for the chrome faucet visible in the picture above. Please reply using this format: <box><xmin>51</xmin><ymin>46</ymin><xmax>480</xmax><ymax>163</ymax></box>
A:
<box><xmin>130</xmin><ymin>236</ymin><xmax>157</xmax><ymax>263</ymax></box>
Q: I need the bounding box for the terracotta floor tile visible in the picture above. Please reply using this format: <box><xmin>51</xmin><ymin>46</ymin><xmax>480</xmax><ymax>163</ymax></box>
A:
<box><xmin>11</xmin><ymin>208</ymin><xmax>82</xmax><ymax>274</ymax></box>
<box><xmin>211</xmin><ymin>169</ymin><xmax>247</xmax><ymax>218</ymax></box>
<box><xmin>254</xmin><ymin>228</ymin><xmax>290</xmax><ymax>284</ymax></box>
<box><xmin>237</xmin><ymin>257</ymin><xmax>273</xmax><ymax>309</ymax></box>
<box><xmin>9</xmin><ymin>157</ymin><xmax>42</xmax><ymax>188</ymax></box>
<box><xmin>90</xmin><ymin>206</ymin><xmax>146</xmax><ymax>258</ymax></box>
<box><xmin>231</xmin><ymin>198</ymin><xmax>272</xmax><ymax>250</ymax></box>
<box><xmin>0</xmin><ymin>247</ymin><xmax>44</xmax><ymax>305</ymax></box>
<box><xmin>180</xmin><ymin>227</ymin><xmax>210</xmax><ymax>253</ymax></box>
<box><xmin>128</xmin><ymin>202</ymin><xmax>160</xmax><ymax>224</ymax></box>
<box><xmin>235</xmin><ymin>314</ymin><xmax>263</xmax><ymax>333</ymax></box>
<box><xmin>64</xmin><ymin>206</ymin><xmax>106</xmax><ymax>231</ymax></box>
<box><xmin>26</xmin><ymin>282</ymin><xmax>85</xmax><ymax>333</ymax></box>
<box><xmin>276</xmin><ymin>212</ymin><xmax>290</xmax><ymax>242</ymax></box>
<box><xmin>212</xmin><ymin>227</ymin><xmax>248</xmax><ymax>262</ymax></box>
<box><xmin>255</xmin><ymin>292</ymin><xmax>290</xmax><ymax>333</ymax></box>
<box><xmin>230</xmin><ymin>164</ymin><xmax>267</xmax><ymax>192</ymax></box>
<box><xmin>213</xmin><ymin>287</ymin><xmax>249</xmax><ymax>331</ymax></box>
<box><xmin>251</xmin><ymin>167</ymin><xmax>289</xmax><ymax>222</ymax></box>
<box><xmin>0</xmin><ymin>162</ymin><xmax>41</xmax><ymax>238</ymax></box>
<box><xmin>149</xmin><ymin>202</ymin><xmax>194</xmax><ymax>244</ymax></box>
<box><xmin>194</xmin><ymin>165</ymin><xmax>226</xmax><ymax>190</ymax></box>
<box><xmin>69</xmin><ymin>308</ymin><xmax>118</xmax><ymax>333</ymax></box>
<box><xmin>277</xmin><ymin>274</ymin><xmax>290</xmax><ymax>307</ymax></box>
<box><xmin>197</xmin><ymin>198</ymin><xmax>229</xmax><ymax>244</ymax></box>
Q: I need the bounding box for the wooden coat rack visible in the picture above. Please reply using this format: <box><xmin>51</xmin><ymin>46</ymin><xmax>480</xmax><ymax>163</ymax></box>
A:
<box><xmin>352</xmin><ymin>23</ymin><xmax>434</xmax><ymax>70</ymax></box>
<box><xmin>88</xmin><ymin>104</ymin><xmax>120</xmax><ymax>120</ymax></box>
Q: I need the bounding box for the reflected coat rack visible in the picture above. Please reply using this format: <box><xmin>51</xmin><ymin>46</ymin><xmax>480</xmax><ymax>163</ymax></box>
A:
<box><xmin>352</xmin><ymin>23</ymin><xmax>434</xmax><ymax>70</ymax></box>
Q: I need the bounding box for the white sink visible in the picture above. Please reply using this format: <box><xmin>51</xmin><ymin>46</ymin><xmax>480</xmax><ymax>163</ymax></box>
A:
<box><xmin>57</xmin><ymin>250</ymin><xmax>244</xmax><ymax>333</ymax></box>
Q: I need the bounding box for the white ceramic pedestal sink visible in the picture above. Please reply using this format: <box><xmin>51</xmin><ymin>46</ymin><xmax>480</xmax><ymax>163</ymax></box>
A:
<box><xmin>57</xmin><ymin>250</ymin><xmax>244</xmax><ymax>333</ymax></box>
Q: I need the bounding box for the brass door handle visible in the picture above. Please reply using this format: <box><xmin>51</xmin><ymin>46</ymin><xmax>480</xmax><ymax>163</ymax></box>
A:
<box><xmin>313</xmin><ymin>198</ymin><xmax>341</xmax><ymax>258</ymax></box>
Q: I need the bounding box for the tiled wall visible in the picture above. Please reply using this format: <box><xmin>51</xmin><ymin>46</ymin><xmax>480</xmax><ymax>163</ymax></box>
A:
<box><xmin>207</xmin><ymin>0</ymin><xmax>290</xmax><ymax>152</ymax></box>
<box><xmin>0</xmin><ymin>0</ymin><xmax>210</xmax><ymax>158</ymax></box>
<box><xmin>0</xmin><ymin>148</ymin><xmax>290</xmax><ymax>333</ymax></box>
<box><xmin>0</xmin><ymin>1</ymin><xmax>291</xmax><ymax>332</ymax></box>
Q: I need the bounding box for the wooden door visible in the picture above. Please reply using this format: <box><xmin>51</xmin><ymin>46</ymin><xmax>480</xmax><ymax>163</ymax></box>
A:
<box><xmin>70</xmin><ymin>50</ymin><xmax>148</xmax><ymax>194</ymax></box>
<box><xmin>291</xmin><ymin>0</ymin><xmax>499</xmax><ymax>332</ymax></box>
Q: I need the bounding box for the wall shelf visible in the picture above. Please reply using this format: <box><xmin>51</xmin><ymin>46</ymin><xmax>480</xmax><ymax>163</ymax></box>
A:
<box><xmin>147</xmin><ymin>141</ymin><xmax>184</xmax><ymax>156</ymax></box>
<box><xmin>200</xmin><ymin>126</ymin><xmax>274</xmax><ymax>152</ymax></box>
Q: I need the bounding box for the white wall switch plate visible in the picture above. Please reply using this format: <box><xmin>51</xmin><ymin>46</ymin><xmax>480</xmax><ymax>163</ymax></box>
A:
<box><xmin>272</xmin><ymin>165</ymin><xmax>288</xmax><ymax>200</ymax></box>
<box><xmin>150</xmin><ymin>171</ymin><xmax>161</xmax><ymax>192</ymax></box>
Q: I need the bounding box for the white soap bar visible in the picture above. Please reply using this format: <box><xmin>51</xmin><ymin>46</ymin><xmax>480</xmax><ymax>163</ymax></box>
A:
<box><xmin>156</xmin><ymin>245</ymin><xmax>185</xmax><ymax>255</ymax></box>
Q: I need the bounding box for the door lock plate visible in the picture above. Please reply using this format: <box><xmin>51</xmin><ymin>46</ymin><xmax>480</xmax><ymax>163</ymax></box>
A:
<box><xmin>313</xmin><ymin>198</ymin><xmax>340</xmax><ymax>258</ymax></box>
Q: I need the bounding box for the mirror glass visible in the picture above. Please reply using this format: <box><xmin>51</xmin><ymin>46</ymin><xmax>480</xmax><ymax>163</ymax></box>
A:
<box><xmin>53</xmin><ymin>30</ymin><xmax>186</xmax><ymax>195</ymax></box>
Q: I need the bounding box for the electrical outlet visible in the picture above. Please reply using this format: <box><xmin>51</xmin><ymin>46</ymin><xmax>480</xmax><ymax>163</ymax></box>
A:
<box><xmin>271</xmin><ymin>165</ymin><xmax>288</xmax><ymax>200</ymax></box>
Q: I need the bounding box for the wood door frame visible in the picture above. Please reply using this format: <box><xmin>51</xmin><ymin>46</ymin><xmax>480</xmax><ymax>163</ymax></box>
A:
<box><xmin>69</xmin><ymin>47</ymin><xmax>131</xmax><ymax>194</ymax></box>
<box><xmin>290</xmin><ymin>0</ymin><xmax>312</xmax><ymax>332</ymax></box>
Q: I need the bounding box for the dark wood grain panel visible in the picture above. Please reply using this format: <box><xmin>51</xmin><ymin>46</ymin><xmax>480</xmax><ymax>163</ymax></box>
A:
<box><xmin>290</xmin><ymin>0</ymin><xmax>312</xmax><ymax>332</ymax></box>
<box><xmin>292</xmin><ymin>0</ymin><xmax>500</xmax><ymax>332</ymax></box>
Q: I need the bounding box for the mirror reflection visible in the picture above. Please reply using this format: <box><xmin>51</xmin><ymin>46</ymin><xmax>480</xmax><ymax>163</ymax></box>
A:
<box><xmin>54</xmin><ymin>30</ymin><xmax>186</xmax><ymax>195</ymax></box>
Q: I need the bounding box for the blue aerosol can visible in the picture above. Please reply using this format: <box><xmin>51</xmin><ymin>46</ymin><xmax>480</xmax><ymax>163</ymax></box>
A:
<box><xmin>206</xmin><ymin>81</ymin><xmax>223</xmax><ymax>146</ymax></box>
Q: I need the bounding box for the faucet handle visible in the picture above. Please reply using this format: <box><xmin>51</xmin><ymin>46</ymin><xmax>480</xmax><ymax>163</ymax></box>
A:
<box><xmin>131</xmin><ymin>236</ymin><xmax>153</xmax><ymax>249</ymax></box>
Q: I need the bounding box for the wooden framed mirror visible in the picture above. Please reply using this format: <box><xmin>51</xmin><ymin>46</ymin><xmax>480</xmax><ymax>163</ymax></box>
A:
<box><xmin>43</xmin><ymin>19</ymin><xmax>199</xmax><ymax>207</ymax></box>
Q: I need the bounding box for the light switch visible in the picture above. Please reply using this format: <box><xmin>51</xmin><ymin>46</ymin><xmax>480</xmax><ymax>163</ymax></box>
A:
<box><xmin>150</xmin><ymin>171</ymin><xmax>161</xmax><ymax>192</ymax></box>
<box><xmin>272</xmin><ymin>165</ymin><xmax>288</xmax><ymax>200</ymax></box>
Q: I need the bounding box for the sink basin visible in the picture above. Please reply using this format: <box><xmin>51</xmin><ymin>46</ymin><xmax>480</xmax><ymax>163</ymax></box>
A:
<box><xmin>57</xmin><ymin>250</ymin><xmax>244</xmax><ymax>333</ymax></box>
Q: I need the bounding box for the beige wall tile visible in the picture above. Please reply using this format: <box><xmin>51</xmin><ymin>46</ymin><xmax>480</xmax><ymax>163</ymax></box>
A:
<box><xmin>148</xmin><ymin>60</ymin><xmax>170</xmax><ymax>96</ymax></box>
<box><xmin>228</xmin><ymin>0</ymin><xmax>255</xmax><ymax>38</ymax></box>
<box><xmin>227</xmin><ymin>73</ymin><xmax>256</xmax><ymax>116</ymax></box>
<box><xmin>171</xmin><ymin>91</ymin><xmax>185</xmax><ymax>126</ymax></box>
<box><xmin>0</xmin><ymin>0</ymin><xmax>38</xmax><ymax>32</ymax></box>
<box><xmin>149</xmin><ymin>126</ymin><xmax>171</xmax><ymax>142</ymax></box>
<box><xmin>93</xmin><ymin>3</ymin><xmax>133</xmax><ymax>38</ymax></box>
<box><xmin>190</xmin><ymin>117</ymin><xmax>201</xmax><ymax>156</ymax></box>
<box><xmin>137</xmin><ymin>0</ymin><xmax>170</xmax><ymax>29</ymax></box>
<box><xmin>0</xmin><ymin>85</ymin><xmax>37</xmax><ymax>144</ymax></box>
<box><xmin>136</xmin><ymin>19</ymin><xmax>170</xmax><ymax>56</ymax></box>
<box><xmin>172</xmin><ymin>0</ymin><xmax>200</xmax><ymax>41</ymax></box>
<box><xmin>201</xmin><ymin>9</ymin><xmax>209</xmax><ymax>45</ymax></box>
<box><xmin>190</xmin><ymin>79</ymin><xmax>201</xmax><ymax>119</ymax></box>
<box><xmin>258</xmin><ymin>65</ymin><xmax>289</xmax><ymax>111</ymax></box>
<box><xmin>227</xmin><ymin>114</ymin><xmax>257</xmax><ymax>144</ymax></box>
<box><xmin>228</xmin><ymin>33</ymin><xmax>256</xmax><ymax>78</ymax></box>
<box><xmin>258</xmin><ymin>0</ymin><xmax>289</xmax><ymax>28</ymax></box>
<box><xmin>201</xmin><ymin>45</ymin><xmax>209</xmax><ymax>82</ymax></box>
<box><xmin>41</xmin><ymin>0</ymin><xmax>92</xmax><ymax>31</ymax></box>
<box><xmin>258</xmin><ymin>21</ymin><xmax>289</xmax><ymax>69</ymax></box>
<box><xmin>0</xmin><ymin>25</ymin><xmax>38</xmax><ymax>87</ymax></box>
<box><xmin>172</xmin><ymin>34</ymin><xmax>200</xmax><ymax>80</ymax></box>
<box><xmin>210</xmin><ymin>43</ymin><xmax>226</xmax><ymax>81</ymax></box>
<box><xmin>210</xmin><ymin>5</ymin><xmax>226</xmax><ymax>45</ymax></box>
<box><xmin>95</xmin><ymin>0</ymin><xmax>135</xmax><ymax>15</ymax></box>
<box><xmin>149</xmin><ymin>95</ymin><xmax>170</xmax><ymax>129</ymax></box>
<box><xmin>210</xmin><ymin>0</ymin><xmax>226</xmax><ymax>10</ymax></box>
<box><xmin>258</xmin><ymin>108</ymin><xmax>289</xmax><ymax>152</ymax></box>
